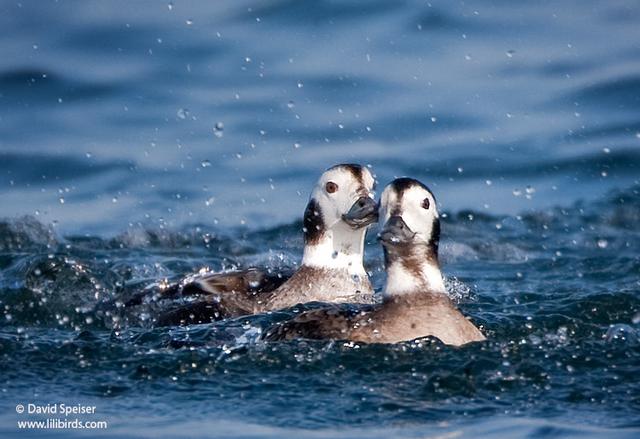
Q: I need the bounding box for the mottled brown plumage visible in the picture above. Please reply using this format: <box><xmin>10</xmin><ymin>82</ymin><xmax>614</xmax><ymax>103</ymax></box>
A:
<box><xmin>156</xmin><ymin>266</ymin><xmax>374</xmax><ymax>325</ymax></box>
<box><xmin>263</xmin><ymin>293</ymin><xmax>484</xmax><ymax>345</ymax></box>
<box><xmin>263</xmin><ymin>266</ymin><xmax>373</xmax><ymax>310</ymax></box>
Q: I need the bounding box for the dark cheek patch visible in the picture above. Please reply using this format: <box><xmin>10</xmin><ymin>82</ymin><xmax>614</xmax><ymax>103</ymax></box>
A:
<box><xmin>303</xmin><ymin>199</ymin><xmax>325</xmax><ymax>244</ymax></box>
<box><xmin>429</xmin><ymin>217</ymin><xmax>440</xmax><ymax>256</ymax></box>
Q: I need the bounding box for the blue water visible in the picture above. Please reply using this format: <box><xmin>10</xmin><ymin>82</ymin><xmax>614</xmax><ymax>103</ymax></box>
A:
<box><xmin>1</xmin><ymin>0</ymin><xmax>639</xmax><ymax>437</ymax></box>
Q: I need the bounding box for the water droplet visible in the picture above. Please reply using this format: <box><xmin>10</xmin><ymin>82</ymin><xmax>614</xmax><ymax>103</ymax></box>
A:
<box><xmin>297</xmin><ymin>81</ymin><xmax>303</xmax><ymax>88</ymax></box>
<box><xmin>601</xmin><ymin>171</ymin><xmax>608</xmax><ymax>177</ymax></box>
<box><xmin>603</xmin><ymin>147</ymin><xmax>611</xmax><ymax>154</ymax></box>
<box><xmin>167</xmin><ymin>2</ymin><xmax>173</xmax><ymax>10</ymax></box>
<box><xmin>177</xmin><ymin>108</ymin><xmax>189</xmax><ymax>119</ymax></box>
<box><xmin>201</xmin><ymin>160</ymin><xmax>212</xmax><ymax>168</ymax></box>
<box><xmin>604</xmin><ymin>324</ymin><xmax>638</xmax><ymax>343</ymax></box>
<box><xmin>59</xmin><ymin>197</ymin><xmax>65</xmax><ymax>204</ymax></box>
<box><xmin>506</xmin><ymin>49</ymin><xmax>515</xmax><ymax>58</ymax></box>
<box><xmin>485</xmin><ymin>180</ymin><xmax>492</xmax><ymax>186</ymax></box>
<box><xmin>85</xmin><ymin>152</ymin><xmax>92</xmax><ymax>158</ymax></box>
<box><xmin>512</xmin><ymin>189</ymin><xmax>522</xmax><ymax>197</ymax></box>
<box><xmin>525</xmin><ymin>185</ymin><xmax>535</xmax><ymax>194</ymax></box>
<box><xmin>430</xmin><ymin>116</ymin><xmax>437</xmax><ymax>123</ymax></box>
<box><xmin>235</xmin><ymin>153</ymin><xmax>243</xmax><ymax>159</ymax></box>
<box><xmin>213</xmin><ymin>122</ymin><xmax>224</xmax><ymax>138</ymax></box>
<box><xmin>457</xmin><ymin>167</ymin><xmax>463</xmax><ymax>173</ymax></box>
<box><xmin>287</xmin><ymin>101</ymin><xmax>295</xmax><ymax>109</ymax></box>
<box><xmin>112</xmin><ymin>197</ymin><xmax>118</xmax><ymax>203</ymax></box>
<box><xmin>464</xmin><ymin>54</ymin><xmax>472</xmax><ymax>60</ymax></box>
<box><xmin>632</xmin><ymin>312</ymin><xmax>640</xmax><ymax>325</ymax></box>
<box><xmin>205</xmin><ymin>197</ymin><xmax>216</xmax><ymax>206</ymax></box>
<box><xmin>332</xmin><ymin>251</ymin><xmax>338</xmax><ymax>259</ymax></box>
<box><xmin>597</xmin><ymin>239</ymin><xmax>608</xmax><ymax>249</ymax></box>
<box><xmin>185</xmin><ymin>19</ymin><xmax>193</xmax><ymax>25</ymax></box>
<box><xmin>365</xmin><ymin>126</ymin><xmax>372</xmax><ymax>132</ymax></box>
<box><xmin>293</xmin><ymin>142</ymin><xmax>301</xmax><ymax>149</ymax></box>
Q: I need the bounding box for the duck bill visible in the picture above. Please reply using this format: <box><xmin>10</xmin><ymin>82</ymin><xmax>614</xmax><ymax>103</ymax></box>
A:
<box><xmin>378</xmin><ymin>216</ymin><xmax>415</xmax><ymax>245</ymax></box>
<box><xmin>342</xmin><ymin>196</ymin><xmax>378</xmax><ymax>228</ymax></box>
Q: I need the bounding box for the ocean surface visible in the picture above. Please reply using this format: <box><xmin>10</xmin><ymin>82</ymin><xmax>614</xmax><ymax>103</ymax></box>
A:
<box><xmin>1</xmin><ymin>0</ymin><xmax>639</xmax><ymax>437</ymax></box>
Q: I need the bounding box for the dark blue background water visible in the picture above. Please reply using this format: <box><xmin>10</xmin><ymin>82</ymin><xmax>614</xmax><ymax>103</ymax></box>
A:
<box><xmin>1</xmin><ymin>1</ymin><xmax>639</xmax><ymax>437</ymax></box>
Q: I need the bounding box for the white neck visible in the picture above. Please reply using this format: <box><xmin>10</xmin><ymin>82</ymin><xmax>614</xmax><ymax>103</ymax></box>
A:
<box><xmin>301</xmin><ymin>222</ymin><xmax>368</xmax><ymax>276</ymax></box>
<box><xmin>383</xmin><ymin>259</ymin><xmax>446</xmax><ymax>298</ymax></box>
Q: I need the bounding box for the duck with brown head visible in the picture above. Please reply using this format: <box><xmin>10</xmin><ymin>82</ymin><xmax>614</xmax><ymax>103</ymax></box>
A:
<box><xmin>151</xmin><ymin>164</ymin><xmax>379</xmax><ymax>325</ymax></box>
<box><xmin>263</xmin><ymin>177</ymin><xmax>485</xmax><ymax>346</ymax></box>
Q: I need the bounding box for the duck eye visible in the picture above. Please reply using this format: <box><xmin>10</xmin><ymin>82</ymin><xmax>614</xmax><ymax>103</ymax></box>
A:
<box><xmin>421</xmin><ymin>197</ymin><xmax>430</xmax><ymax>209</ymax></box>
<box><xmin>325</xmin><ymin>182</ymin><xmax>339</xmax><ymax>194</ymax></box>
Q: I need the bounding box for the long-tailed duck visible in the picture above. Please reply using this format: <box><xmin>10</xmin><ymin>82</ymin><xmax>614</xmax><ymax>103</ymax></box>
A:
<box><xmin>263</xmin><ymin>177</ymin><xmax>486</xmax><ymax>346</ymax></box>
<box><xmin>153</xmin><ymin>163</ymin><xmax>378</xmax><ymax>325</ymax></box>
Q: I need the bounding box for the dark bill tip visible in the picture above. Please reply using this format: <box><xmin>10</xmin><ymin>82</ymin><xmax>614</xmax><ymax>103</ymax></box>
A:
<box><xmin>342</xmin><ymin>196</ymin><xmax>378</xmax><ymax>228</ymax></box>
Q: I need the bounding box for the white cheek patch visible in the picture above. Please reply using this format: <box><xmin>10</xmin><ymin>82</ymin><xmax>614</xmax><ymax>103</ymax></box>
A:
<box><xmin>399</xmin><ymin>187</ymin><xmax>437</xmax><ymax>240</ymax></box>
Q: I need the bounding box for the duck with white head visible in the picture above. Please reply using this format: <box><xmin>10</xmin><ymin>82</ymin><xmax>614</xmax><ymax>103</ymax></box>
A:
<box><xmin>150</xmin><ymin>164</ymin><xmax>378</xmax><ymax>325</ymax></box>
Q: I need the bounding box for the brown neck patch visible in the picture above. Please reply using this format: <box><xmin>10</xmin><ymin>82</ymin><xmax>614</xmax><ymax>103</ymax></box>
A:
<box><xmin>383</xmin><ymin>240</ymin><xmax>440</xmax><ymax>287</ymax></box>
